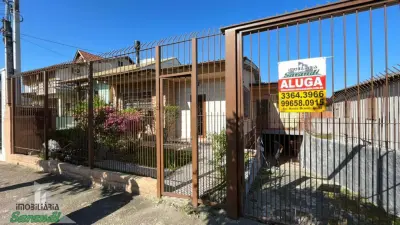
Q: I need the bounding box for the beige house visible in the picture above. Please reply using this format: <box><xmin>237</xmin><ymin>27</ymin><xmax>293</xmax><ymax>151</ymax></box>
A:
<box><xmin>62</xmin><ymin>57</ymin><xmax>260</xmax><ymax>141</ymax></box>
<box><xmin>21</xmin><ymin>50</ymin><xmax>133</xmax><ymax>129</ymax></box>
<box><xmin>20</xmin><ymin>48</ymin><xmax>263</xmax><ymax>142</ymax></box>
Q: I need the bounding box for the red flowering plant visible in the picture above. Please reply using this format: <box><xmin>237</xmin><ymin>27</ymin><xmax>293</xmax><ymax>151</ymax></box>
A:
<box><xmin>73</xmin><ymin>97</ymin><xmax>142</xmax><ymax>151</ymax></box>
<box><xmin>99</xmin><ymin>108</ymin><xmax>142</xmax><ymax>150</ymax></box>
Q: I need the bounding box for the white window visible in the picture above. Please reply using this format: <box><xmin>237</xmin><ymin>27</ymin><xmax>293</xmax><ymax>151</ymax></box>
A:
<box><xmin>118</xmin><ymin>61</ymin><xmax>124</xmax><ymax>67</ymax></box>
<box><xmin>122</xmin><ymin>91</ymin><xmax>152</xmax><ymax>109</ymax></box>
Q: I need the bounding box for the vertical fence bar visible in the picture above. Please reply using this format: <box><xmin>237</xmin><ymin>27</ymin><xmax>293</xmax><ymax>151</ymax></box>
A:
<box><xmin>87</xmin><ymin>62</ymin><xmax>94</xmax><ymax>169</ymax></box>
<box><xmin>191</xmin><ymin>38</ymin><xmax>199</xmax><ymax>207</ymax></box>
<box><xmin>43</xmin><ymin>71</ymin><xmax>49</xmax><ymax>160</ymax></box>
<box><xmin>369</xmin><ymin>7</ymin><xmax>375</xmax><ymax>207</ymax></box>
<box><xmin>383</xmin><ymin>5</ymin><xmax>390</xmax><ymax>220</ymax></box>
<box><xmin>225</xmin><ymin>29</ymin><xmax>241</xmax><ymax>219</ymax></box>
<box><xmin>356</xmin><ymin>10</ymin><xmax>361</xmax><ymax>220</ymax></box>
<box><xmin>236</xmin><ymin>31</ymin><xmax>244</xmax><ymax>218</ymax></box>
<box><xmin>155</xmin><ymin>45</ymin><xmax>162</xmax><ymax>198</ymax></box>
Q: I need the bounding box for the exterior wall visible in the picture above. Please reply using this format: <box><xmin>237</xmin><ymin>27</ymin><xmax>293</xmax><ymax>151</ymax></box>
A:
<box><xmin>95</xmin><ymin>82</ymin><xmax>110</xmax><ymax>104</ymax></box>
<box><xmin>176</xmin><ymin>76</ymin><xmax>226</xmax><ymax>140</ymax></box>
<box><xmin>93</xmin><ymin>58</ymin><xmax>131</xmax><ymax>73</ymax></box>
<box><xmin>55</xmin><ymin>65</ymin><xmax>87</xmax><ymax>81</ymax></box>
<box><xmin>243</xmin><ymin>69</ymin><xmax>254</xmax><ymax>135</ymax></box>
<box><xmin>251</xmin><ymin>84</ymin><xmax>303</xmax><ymax>133</ymax></box>
<box><xmin>24</xmin><ymin>58</ymin><xmax>130</xmax><ymax>97</ymax></box>
<box><xmin>141</xmin><ymin>58</ymin><xmax>180</xmax><ymax>70</ymax></box>
<box><xmin>332</xmin><ymin>81</ymin><xmax>400</xmax><ymax>149</ymax></box>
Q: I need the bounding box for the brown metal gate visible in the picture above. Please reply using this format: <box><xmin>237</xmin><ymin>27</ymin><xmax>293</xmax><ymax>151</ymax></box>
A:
<box><xmin>156</xmin><ymin>34</ymin><xmax>227</xmax><ymax>206</ymax></box>
<box><xmin>222</xmin><ymin>0</ymin><xmax>400</xmax><ymax>224</ymax></box>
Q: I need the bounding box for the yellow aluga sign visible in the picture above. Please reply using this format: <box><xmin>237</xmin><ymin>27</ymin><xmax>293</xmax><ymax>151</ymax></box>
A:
<box><xmin>278</xmin><ymin>57</ymin><xmax>327</xmax><ymax>113</ymax></box>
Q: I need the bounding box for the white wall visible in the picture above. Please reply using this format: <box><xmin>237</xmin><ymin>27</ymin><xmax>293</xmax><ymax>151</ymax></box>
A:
<box><xmin>93</xmin><ymin>57</ymin><xmax>131</xmax><ymax>72</ymax></box>
<box><xmin>170</xmin><ymin>69</ymin><xmax>257</xmax><ymax>138</ymax></box>
<box><xmin>331</xmin><ymin>81</ymin><xmax>400</xmax><ymax>149</ymax></box>
<box><xmin>96</xmin><ymin>82</ymin><xmax>110</xmax><ymax>104</ymax></box>
<box><xmin>55</xmin><ymin>65</ymin><xmax>87</xmax><ymax>81</ymax></box>
<box><xmin>177</xmin><ymin>79</ymin><xmax>226</xmax><ymax>140</ymax></box>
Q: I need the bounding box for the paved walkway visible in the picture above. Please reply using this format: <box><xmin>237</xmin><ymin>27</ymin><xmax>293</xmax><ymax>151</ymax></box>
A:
<box><xmin>0</xmin><ymin>162</ymin><xmax>257</xmax><ymax>225</ymax></box>
<box><xmin>244</xmin><ymin>161</ymin><xmax>396</xmax><ymax>225</ymax></box>
<box><xmin>164</xmin><ymin>143</ymin><xmax>225</xmax><ymax>202</ymax></box>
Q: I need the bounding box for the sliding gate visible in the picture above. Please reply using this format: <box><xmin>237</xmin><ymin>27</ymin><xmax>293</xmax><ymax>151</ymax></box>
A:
<box><xmin>157</xmin><ymin>34</ymin><xmax>227</xmax><ymax>206</ymax></box>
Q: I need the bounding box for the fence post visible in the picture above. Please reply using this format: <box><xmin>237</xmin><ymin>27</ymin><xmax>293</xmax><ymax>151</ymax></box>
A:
<box><xmin>225</xmin><ymin>29</ymin><xmax>244</xmax><ymax>219</ymax></box>
<box><xmin>43</xmin><ymin>71</ymin><xmax>49</xmax><ymax>160</ymax></box>
<box><xmin>88</xmin><ymin>62</ymin><xmax>94</xmax><ymax>169</ymax></box>
<box><xmin>8</xmin><ymin>77</ymin><xmax>15</xmax><ymax>154</ymax></box>
<box><xmin>155</xmin><ymin>46</ymin><xmax>162</xmax><ymax>198</ymax></box>
<box><xmin>191</xmin><ymin>38</ymin><xmax>199</xmax><ymax>207</ymax></box>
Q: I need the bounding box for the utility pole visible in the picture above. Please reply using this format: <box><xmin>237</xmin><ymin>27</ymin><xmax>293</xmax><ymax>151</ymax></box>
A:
<box><xmin>12</xmin><ymin>0</ymin><xmax>21</xmax><ymax>104</ymax></box>
<box><xmin>3</xmin><ymin>0</ymin><xmax>14</xmax><ymax>78</ymax></box>
<box><xmin>1</xmin><ymin>0</ymin><xmax>14</xmax><ymax>161</ymax></box>
<box><xmin>13</xmin><ymin>0</ymin><xmax>20</xmax><ymax>76</ymax></box>
<box><xmin>134</xmin><ymin>40</ymin><xmax>140</xmax><ymax>67</ymax></box>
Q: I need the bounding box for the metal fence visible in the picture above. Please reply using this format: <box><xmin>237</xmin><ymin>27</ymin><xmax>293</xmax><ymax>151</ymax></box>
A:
<box><xmin>7</xmin><ymin>0</ymin><xmax>400</xmax><ymax>223</ymax></box>
<box><xmin>221</xmin><ymin>0</ymin><xmax>400</xmax><ymax>224</ymax></box>
<box><xmin>10</xmin><ymin>31</ymin><xmax>228</xmax><ymax>206</ymax></box>
<box><xmin>158</xmin><ymin>33</ymin><xmax>227</xmax><ymax>204</ymax></box>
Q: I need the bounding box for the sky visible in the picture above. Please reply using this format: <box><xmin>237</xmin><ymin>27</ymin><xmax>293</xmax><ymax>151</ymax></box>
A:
<box><xmin>0</xmin><ymin>0</ymin><xmax>399</xmax><ymax>94</ymax></box>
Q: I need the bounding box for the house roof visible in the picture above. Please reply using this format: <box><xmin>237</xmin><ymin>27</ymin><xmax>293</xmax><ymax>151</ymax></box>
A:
<box><xmin>73</xmin><ymin>50</ymin><xmax>103</xmax><ymax>63</ymax></box>
<box><xmin>20</xmin><ymin>50</ymin><xmax>134</xmax><ymax>78</ymax></box>
<box><xmin>333</xmin><ymin>67</ymin><xmax>400</xmax><ymax>101</ymax></box>
<box><xmin>19</xmin><ymin>62</ymin><xmax>76</xmax><ymax>77</ymax></box>
<box><xmin>19</xmin><ymin>49</ymin><xmax>104</xmax><ymax>76</ymax></box>
<box><xmin>82</xmin><ymin>57</ymin><xmax>260</xmax><ymax>82</ymax></box>
<box><xmin>59</xmin><ymin>57</ymin><xmax>179</xmax><ymax>83</ymax></box>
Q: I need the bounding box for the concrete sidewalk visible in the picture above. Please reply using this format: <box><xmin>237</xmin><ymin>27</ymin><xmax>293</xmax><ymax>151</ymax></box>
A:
<box><xmin>0</xmin><ymin>162</ymin><xmax>260</xmax><ymax>225</ymax></box>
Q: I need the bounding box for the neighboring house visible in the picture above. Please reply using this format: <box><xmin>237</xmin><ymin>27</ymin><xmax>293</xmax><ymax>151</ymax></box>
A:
<box><xmin>331</xmin><ymin>69</ymin><xmax>400</xmax><ymax>149</ymax></box>
<box><xmin>20</xmin><ymin>51</ymin><xmax>261</xmax><ymax>143</ymax></box>
<box><xmin>21</xmin><ymin>50</ymin><xmax>133</xmax><ymax>129</ymax></box>
<box><xmin>60</xmin><ymin>57</ymin><xmax>259</xmax><ymax>141</ymax></box>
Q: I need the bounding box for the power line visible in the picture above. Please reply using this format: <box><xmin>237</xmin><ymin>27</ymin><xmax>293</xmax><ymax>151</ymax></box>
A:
<box><xmin>21</xmin><ymin>37</ymin><xmax>70</xmax><ymax>58</ymax></box>
<box><xmin>21</xmin><ymin>33</ymin><xmax>102</xmax><ymax>53</ymax></box>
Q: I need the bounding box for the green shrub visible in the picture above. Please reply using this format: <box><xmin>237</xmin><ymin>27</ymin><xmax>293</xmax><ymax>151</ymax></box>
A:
<box><xmin>209</xmin><ymin>129</ymin><xmax>227</xmax><ymax>180</ymax></box>
<box><xmin>73</xmin><ymin>96</ymin><xmax>107</xmax><ymax>129</ymax></box>
<box><xmin>163</xmin><ymin>105</ymin><xmax>179</xmax><ymax>141</ymax></box>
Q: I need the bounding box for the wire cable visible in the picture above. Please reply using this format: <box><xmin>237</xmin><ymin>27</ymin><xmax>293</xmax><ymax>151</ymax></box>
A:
<box><xmin>21</xmin><ymin>33</ymin><xmax>102</xmax><ymax>53</ymax></box>
<box><xmin>21</xmin><ymin>37</ymin><xmax>70</xmax><ymax>58</ymax></box>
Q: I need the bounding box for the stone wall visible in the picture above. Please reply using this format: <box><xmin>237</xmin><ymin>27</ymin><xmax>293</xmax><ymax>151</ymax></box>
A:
<box><xmin>7</xmin><ymin>154</ymin><xmax>157</xmax><ymax>197</ymax></box>
<box><xmin>300</xmin><ymin>132</ymin><xmax>400</xmax><ymax>216</ymax></box>
<box><xmin>244</xmin><ymin>148</ymin><xmax>263</xmax><ymax>196</ymax></box>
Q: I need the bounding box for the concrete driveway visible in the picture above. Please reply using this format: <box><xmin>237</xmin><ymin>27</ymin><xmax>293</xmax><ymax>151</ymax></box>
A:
<box><xmin>0</xmin><ymin>162</ymin><xmax>261</xmax><ymax>225</ymax></box>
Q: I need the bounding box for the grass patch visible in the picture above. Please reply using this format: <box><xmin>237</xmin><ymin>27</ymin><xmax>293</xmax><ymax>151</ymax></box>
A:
<box><xmin>113</xmin><ymin>146</ymin><xmax>192</xmax><ymax>171</ymax></box>
<box><xmin>311</xmin><ymin>132</ymin><xmax>333</xmax><ymax>140</ymax></box>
